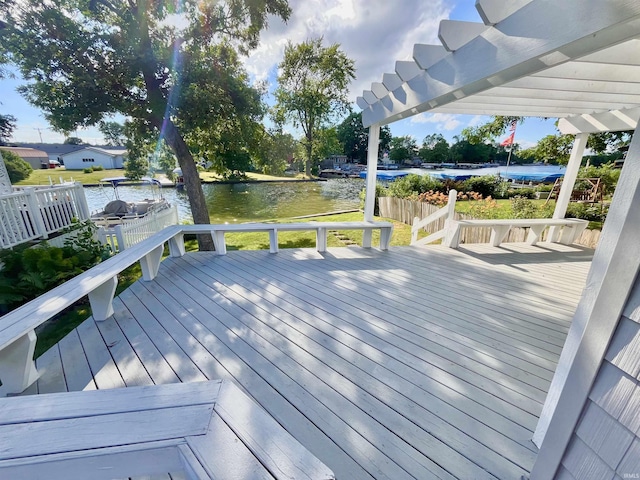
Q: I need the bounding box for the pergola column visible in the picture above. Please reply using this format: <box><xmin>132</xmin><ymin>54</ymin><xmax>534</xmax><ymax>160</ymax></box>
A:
<box><xmin>363</xmin><ymin>124</ymin><xmax>380</xmax><ymax>222</ymax></box>
<box><xmin>0</xmin><ymin>151</ymin><xmax>13</xmax><ymax>195</ymax></box>
<box><xmin>548</xmin><ymin>133</ymin><xmax>588</xmax><ymax>242</ymax></box>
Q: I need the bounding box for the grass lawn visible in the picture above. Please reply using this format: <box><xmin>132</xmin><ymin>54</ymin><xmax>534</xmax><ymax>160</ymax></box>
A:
<box><xmin>454</xmin><ymin>198</ymin><xmax>555</xmax><ymax>218</ymax></box>
<box><xmin>17</xmin><ymin>168</ymin><xmax>301</xmax><ymax>186</ymax></box>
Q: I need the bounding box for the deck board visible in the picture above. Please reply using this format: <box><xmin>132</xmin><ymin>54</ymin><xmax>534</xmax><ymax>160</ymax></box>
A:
<box><xmin>27</xmin><ymin>243</ymin><xmax>593</xmax><ymax>480</ymax></box>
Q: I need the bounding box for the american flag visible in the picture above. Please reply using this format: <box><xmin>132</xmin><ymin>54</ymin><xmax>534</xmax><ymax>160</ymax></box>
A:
<box><xmin>509</xmin><ymin>120</ymin><xmax>517</xmax><ymax>132</ymax></box>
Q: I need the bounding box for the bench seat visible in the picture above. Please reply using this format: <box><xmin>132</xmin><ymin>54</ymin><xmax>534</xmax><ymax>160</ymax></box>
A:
<box><xmin>0</xmin><ymin>380</ymin><xmax>334</xmax><ymax>480</ymax></box>
<box><xmin>444</xmin><ymin>218</ymin><xmax>589</xmax><ymax>248</ymax></box>
<box><xmin>183</xmin><ymin>221</ymin><xmax>394</xmax><ymax>255</ymax></box>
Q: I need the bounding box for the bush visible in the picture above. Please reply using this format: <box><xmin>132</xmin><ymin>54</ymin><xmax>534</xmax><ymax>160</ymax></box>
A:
<box><xmin>510</xmin><ymin>196</ymin><xmax>554</xmax><ymax>219</ymax></box>
<box><xmin>386</xmin><ymin>174</ymin><xmax>444</xmax><ymax>198</ymax></box>
<box><xmin>92</xmin><ymin>164</ymin><xmax>104</xmax><ymax>171</ymax></box>
<box><xmin>0</xmin><ymin>220</ymin><xmax>110</xmax><ymax>313</ymax></box>
<box><xmin>565</xmin><ymin>202</ymin><xmax>608</xmax><ymax>222</ymax></box>
<box><xmin>1</xmin><ymin>150</ymin><xmax>33</xmax><ymax>182</ymax></box>
<box><xmin>83</xmin><ymin>167</ymin><xmax>94</xmax><ymax>173</ymax></box>
<box><xmin>462</xmin><ymin>175</ymin><xmax>500</xmax><ymax>198</ymax></box>
<box><xmin>579</xmin><ymin>163</ymin><xmax>620</xmax><ymax>195</ymax></box>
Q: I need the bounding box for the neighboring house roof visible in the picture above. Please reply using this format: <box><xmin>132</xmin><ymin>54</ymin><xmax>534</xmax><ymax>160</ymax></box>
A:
<box><xmin>60</xmin><ymin>146</ymin><xmax>127</xmax><ymax>158</ymax></box>
<box><xmin>15</xmin><ymin>143</ymin><xmax>85</xmax><ymax>157</ymax></box>
<box><xmin>0</xmin><ymin>146</ymin><xmax>48</xmax><ymax>160</ymax></box>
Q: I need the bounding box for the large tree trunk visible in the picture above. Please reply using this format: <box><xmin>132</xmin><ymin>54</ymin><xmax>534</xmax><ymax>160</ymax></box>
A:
<box><xmin>163</xmin><ymin>121</ymin><xmax>215</xmax><ymax>251</ymax></box>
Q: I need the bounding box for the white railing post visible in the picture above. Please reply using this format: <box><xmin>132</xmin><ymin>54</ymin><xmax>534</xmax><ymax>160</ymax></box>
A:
<box><xmin>0</xmin><ymin>331</ymin><xmax>39</xmax><ymax>397</ymax></box>
<box><xmin>115</xmin><ymin>224</ymin><xmax>127</xmax><ymax>251</ymax></box>
<box><xmin>23</xmin><ymin>187</ymin><xmax>48</xmax><ymax>239</ymax></box>
<box><xmin>442</xmin><ymin>190</ymin><xmax>459</xmax><ymax>247</ymax></box>
<box><xmin>73</xmin><ymin>182</ymin><xmax>91</xmax><ymax>220</ymax></box>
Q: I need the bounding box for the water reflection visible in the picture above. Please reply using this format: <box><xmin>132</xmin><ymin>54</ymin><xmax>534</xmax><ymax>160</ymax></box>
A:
<box><xmin>83</xmin><ymin>179</ymin><xmax>364</xmax><ymax>224</ymax></box>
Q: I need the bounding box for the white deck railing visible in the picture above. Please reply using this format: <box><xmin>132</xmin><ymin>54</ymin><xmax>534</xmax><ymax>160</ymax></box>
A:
<box><xmin>97</xmin><ymin>205</ymin><xmax>179</xmax><ymax>252</ymax></box>
<box><xmin>410</xmin><ymin>190</ymin><xmax>457</xmax><ymax>246</ymax></box>
<box><xmin>0</xmin><ymin>183</ymin><xmax>90</xmax><ymax>249</ymax></box>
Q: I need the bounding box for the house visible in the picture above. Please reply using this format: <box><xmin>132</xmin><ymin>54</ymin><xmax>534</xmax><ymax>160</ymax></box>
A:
<box><xmin>320</xmin><ymin>154</ymin><xmax>349</xmax><ymax>170</ymax></box>
<box><xmin>61</xmin><ymin>146</ymin><xmax>127</xmax><ymax>170</ymax></box>
<box><xmin>0</xmin><ymin>146</ymin><xmax>49</xmax><ymax>169</ymax></box>
<box><xmin>16</xmin><ymin>143</ymin><xmax>85</xmax><ymax>165</ymax></box>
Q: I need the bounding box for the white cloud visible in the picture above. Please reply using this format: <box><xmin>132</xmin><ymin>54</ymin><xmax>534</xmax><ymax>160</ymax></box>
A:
<box><xmin>410</xmin><ymin>113</ymin><xmax>461</xmax><ymax>131</ymax></box>
<box><xmin>244</xmin><ymin>0</ymin><xmax>451</xmax><ymax>100</ymax></box>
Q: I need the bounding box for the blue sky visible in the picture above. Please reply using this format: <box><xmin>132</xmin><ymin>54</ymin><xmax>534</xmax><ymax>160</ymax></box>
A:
<box><xmin>0</xmin><ymin>0</ymin><xmax>559</xmax><ymax>147</ymax></box>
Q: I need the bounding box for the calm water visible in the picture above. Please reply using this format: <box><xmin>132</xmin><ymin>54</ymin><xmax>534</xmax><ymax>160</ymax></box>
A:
<box><xmin>83</xmin><ymin>179</ymin><xmax>364</xmax><ymax>223</ymax></box>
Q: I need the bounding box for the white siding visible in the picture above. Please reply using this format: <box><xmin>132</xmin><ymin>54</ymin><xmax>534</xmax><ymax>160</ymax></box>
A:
<box><xmin>62</xmin><ymin>148</ymin><xmax>124</xmax><ymax>170</ymax></box>
<box><xmin>556</xmin><ymin>277</ymin><xmax>640</xmax><ymax>479</ymax></box>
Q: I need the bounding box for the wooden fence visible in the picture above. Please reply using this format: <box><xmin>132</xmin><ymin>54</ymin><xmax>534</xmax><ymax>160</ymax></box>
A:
<box><xmin>379</xmin><ymin>196</ymin><xmax>601</xmax><ymax>248</ymax></box>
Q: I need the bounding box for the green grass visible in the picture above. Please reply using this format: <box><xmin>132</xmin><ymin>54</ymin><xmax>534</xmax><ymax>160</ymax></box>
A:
<box><xmin>16</xmin><ymin>167</ymin><xmax>126</xmax><ymax>185</ymax></box>
<box><xmin>454</xmin><ymin>198</ymin><xmax>555</xmax><ymax>219</ymax></box>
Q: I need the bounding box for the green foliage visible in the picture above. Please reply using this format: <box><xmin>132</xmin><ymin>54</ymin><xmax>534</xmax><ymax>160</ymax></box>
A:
<box><xmin>385</xmin><ymin>174</ymin><xmax>445</xmax><ymax>198</ymax></box>
<box><xmin>336</xmin><ymin>112</ymin><xmax>391</xmax><ymax>163</ymax></box>
<box><xmin>83</xmin><ymin>167</ymin><xmax>93</xmax><ymax>173</ymax></box>
<box><xmin>518</xmin><ymin>134</ymin><xmax>574</xmax><ymax>164</ymax></box>
<box><xmin>0</xmin><ymin>114</ymin><xmax>17</xmax><ymax>144</ymax></box>
<box><xmin>461</xmin><ymin>175</ymin><xmax>500</xmax><ymax>198</ymax></box>
<box><xmin>389</xmin><ymin>136</ymin><xmax>418</xmax><ymax>163</ymax></box>
<box><xmin>0</xmin><ymin>221</ymin><xmax>110</xmax><ymax>313</ymax></box>
<box><xmin>461</xmin><ymin>116</ymin><xmax>522</xmax><ymax>144</ymax></box>
<box><xmin>64</xmin><ymin>137</ymin><xmax>84</xmax><ymax>145</ymax></box>
<box><xmin>256</xmin><ymin>129</ymin><xmax>297</xmax><ymax>176</ymax></box>
<box><xmin>359</xmin><ymin>183</ymin><xmax>387</xmax><ymax>216</ymax></box>
<box><xmin>274</xmin><ymin>38</ymin><xmax>355</xmax><ymax>176</ymax></box>
<box><xmin>579</xmin><ymin>163</ymin><xmax>620</xmax><ymax>195</ymax></box>
<box><xmin>1</xmin><ymin>149</ymin><xmax>33</xmax><ymax>182</ymax></box>
<box><xmin>99</xmin><ymin>121</ymin><xmax>126</xmax><ymax>146</ymax></box>
<box><xmin>565</xmin><ymin>202</ymin><xmax>609</xmax><ymax>223</ymax></box>
<box><xmin>419</xmin><ymin>134</ymin><xmax>449</xmax><ymax>163</ymax></box>
<box><xmin>92</xmin><ymin>164</ymin><xmax>104</xmax><ymax>171</ymax></box>
<box><xmin>125</xmin><ymin>156</ymin><xmax>149</xmax><ymax>181</ymax></box>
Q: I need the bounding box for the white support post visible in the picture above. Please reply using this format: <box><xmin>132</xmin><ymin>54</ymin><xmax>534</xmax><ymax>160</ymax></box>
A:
<box><xmin>168</xmin><ymin>233</ymin><xmax>186</xmax><ymax>257</ymax></box>
<box><xmin>140</xmin><ymin>244</ymin><xmax>164</xmax><ymax>281</ymax></box>
<box><xmin>213</xmin><ymin>231</ymin><xmax>227</xmax><ymax>255</ymax></box>
<box><xmin>363</xmin><ymin>124</ymin><xmax>381</xmax><ymax>248</ymax></box>
<box><xmin>442</xmin><ymin>190</ymin><xmax>459</xmax><ymax>247</ymax></box>
<box><xmin>316</xmin><ymin>227</ymin><xmax>327</xmax><ymax>252</ymax></box>
<box><xmin>269</xmin><ymin>228</ymin><xmax>279</xmax><ymax>253</ymax></box>
<box><xmin>115</xmin><ymin>225</ymin><xmax>127</xmax><ymax>252</ymax></box>
<box><xmin>548</xmin><ymin>133</ymin><xmax>588</xmax><ymax>242</ymax></box>
<box><xmin>531</xmin><ymin>124</ymin><xmax>640</xmax><ymax>478</ymax></box>
<box><xmin>74</xmin><ymin>182</ymin><xmax>91</xmax><ymax>220</ymax></box>
<box><xmin>89</xmin><ymin>276</ymin><xmax>118</xmax><ymax>321</ymax></box>
<box><xmin>0</xmin><ymin>330</ymin><xmax>39</xmax><ymax>396</ymax></box>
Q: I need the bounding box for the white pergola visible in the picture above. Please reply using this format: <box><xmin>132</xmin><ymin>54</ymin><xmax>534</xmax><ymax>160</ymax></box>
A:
<box><xmin>358</xmin><ymin>1</ymin><xmax>640</xmax><ymax>479</ymax></box>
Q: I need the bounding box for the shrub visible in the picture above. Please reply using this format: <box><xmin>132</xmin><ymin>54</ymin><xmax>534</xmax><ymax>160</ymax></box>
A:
<box><xmin>510</xmin><ymin>196</ymin><xmax>553</xmax><ymax>219</ymax></box>
<box><xmin>83</xmin><ymin>167</ymin><xmax>94</xmax><ymax>173</ymax></box>
<box><xmin>565</xmin><ymin>202</ymin><xmax>608</xmax><ymax>222</ymax></box>
<box><xmin>1</xmin><ymin>150</ymin><xmax>33</xmax><ymax>182</ymax></box>
<box><xmin>0</xmin><ymin>220</ymin><xmax>110</xmax><ymax>313</ymax></box>
<box><xmin>462</xmin><ymin>175</ymin><xmax>500</xmax><ymax>198</ymax></box>
<box><xmin>92</xmin><ymin>164</ymin><xmax>104</xmax><ymax>171</ymax></box>
<box><xmin>386</xmin><ymin>174</ymin><xmax>444</xmax><ymax>198</ymax></box>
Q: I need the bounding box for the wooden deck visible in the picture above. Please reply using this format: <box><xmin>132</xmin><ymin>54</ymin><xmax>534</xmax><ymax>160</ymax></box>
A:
<box><xmin>26</xmin><ymin>243</ymin><xmax>593</xmax><ymax>480</ymax></box>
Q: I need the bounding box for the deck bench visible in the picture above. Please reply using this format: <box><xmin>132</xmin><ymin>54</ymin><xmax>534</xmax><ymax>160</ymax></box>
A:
<box><xmin>182</xmin><ymin>221</ymin><xmax>394</xmax><ymax>255</ymax></box>
<box><xmin>443</xmin><ymin>218</ymin><xmax>589</xmax><ymax>248</ymax></box>
<box><xmin>0</xmin><ymin>380</ymin><xmax>334</xmax><ymax>480</ymax></box>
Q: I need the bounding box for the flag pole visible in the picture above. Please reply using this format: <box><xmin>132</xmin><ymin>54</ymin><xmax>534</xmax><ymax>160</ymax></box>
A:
<box><xmin>502</xmin><ymin>121</ymin><xmax>517</xmax><ymax>182</ymax></box>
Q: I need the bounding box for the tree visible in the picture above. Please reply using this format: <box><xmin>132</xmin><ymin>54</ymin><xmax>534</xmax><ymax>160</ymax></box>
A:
<box><xmin>519</xmin><ymin>134</ymin><xmax>575</xmax><ymax>164</ymax></box>
<box><xmin>314</xmin><ymin>127</ymin><xmax>342</xmax><ymax>167</ymax></box>
<box><xmin>1</xmin><ymin>150</ymin><xmax>32</xmax><ymax>182</ymax></box>
<box><xmin>124</xmin><ymin>155</ymin><xmax>149</xmax><ymax>180</ymax></box>
<box><xmin>419</xmin><ymin>134</ymin><xmax>449</xmax><ymax>163</ymax></box>
<box><xmin>256</xmin><ymin>129</ymin><xmax>297</xmax><ymax>176</ymax></box>
<box><xmin>336</xmin><ymin>112</ymin><xmax>391</xmax><ymax>163</ymax></box>
<box><xmin>1</xmin><ymin>0</ymin><xmax>290</xmax><ymax>250</ymax></box>
<box><xmin>99</xmin><ymin>121</ymin><xmax>126</xmax><ymax>146</ymax></box>
<box><xmin>0</xmin><ymin>114</ymin><xmax>16</xmax><ymax>145</ymax></box>
<box><xmin>63</xmin><ymin>137</ymin><xmax>84</xmax><ymax>145</ymax></box>
<box><xmin>388</xmin><ymin>136</ymin><xmax>418</xmax><ymax>163</ymax></box>
<box><xmin>274</xmin><ymin>38</ymin><xmax>355</xmax><ymax>177</ymax></box>
<box><xmin>461</xmin><ymin>116</ymin><xmax>523</xmax><ymax>144</ymax></box>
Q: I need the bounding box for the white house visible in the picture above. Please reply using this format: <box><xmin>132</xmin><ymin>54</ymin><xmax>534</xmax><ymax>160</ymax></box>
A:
<box><xmin>61</xmin><ymin>146</ymin><xmax>127</xmax><ymax>170</ymax></box>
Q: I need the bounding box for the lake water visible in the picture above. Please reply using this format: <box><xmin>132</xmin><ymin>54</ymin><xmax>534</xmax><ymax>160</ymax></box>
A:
<box><xmin>83</xmin><ymin>179</ymin><xmax>365</xmax><ymax>223</ymax></box>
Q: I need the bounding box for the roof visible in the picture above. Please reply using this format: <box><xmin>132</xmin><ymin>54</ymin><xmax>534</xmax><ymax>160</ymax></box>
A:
<box><xmin>0</xmin><ymin>146</ymin><xmax>48</xmax><ymax>159</ymax></box>
<box><xmin>60</xmin><ymin>146</ymin><xmax>127</xmax><ymax>157</ymax></box>
<box><xmin>15</xmin><ymin>143</ymin><xmax>85</xmax><ymax>156</ymax></box>
<box><xmin>357</xmin><ymin>0</ymin><xmax>640</xmax><ymax>134</ymax></box>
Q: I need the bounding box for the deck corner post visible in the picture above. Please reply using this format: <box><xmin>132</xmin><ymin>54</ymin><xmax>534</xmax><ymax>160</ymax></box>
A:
<box><xmin>212</xmin><ymin>231</ymin><xmax>227</xmax><ymax>255</ymax></box>
<box><xmin>0</xmin><ymin>330</ymin><xmax>39</xmax><ymax>397</ymax></box>
<box><xmin>140</xmin><ymin>244</ymin><xmax>164</xmax><ymax>281</ymax></box>
<box><xmin>316</xmin><ymin>227</ymin><xmax>327</xmax><ymax>252</ymax></box>
<box><xmin>89</xmin><ymin>275</ymin><xmax>118</xmax><ymax>321</ymax></box>
<box><xmin>169</xmin><ymin>232</ymin><xmax>186</xmax><ymax>257</ymax></box>
<box><xmin>269</xmin><ymin>228</ymin><xmax>279</xmax><ymax>253</ymax></box>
